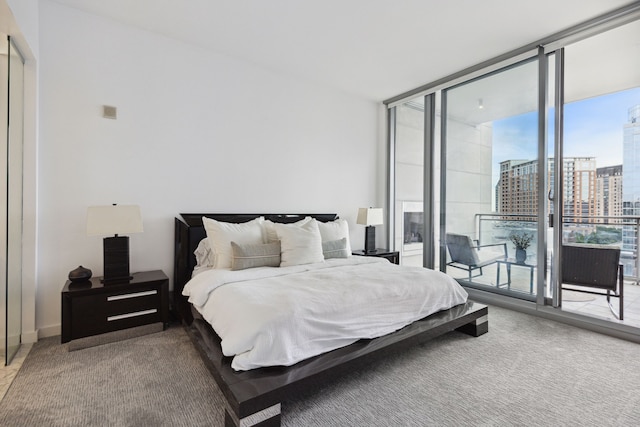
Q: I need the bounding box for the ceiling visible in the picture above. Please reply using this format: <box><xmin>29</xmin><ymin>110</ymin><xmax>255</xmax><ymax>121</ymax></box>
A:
<box><xmin>432</xmin><ymin>18</ymin><xmax>640</xmax><ymax>125</ymax></box>
<box><xmin>50</xmin><ymin>0</ymin><xmax>636</xmax><ymax>102</ymax></box>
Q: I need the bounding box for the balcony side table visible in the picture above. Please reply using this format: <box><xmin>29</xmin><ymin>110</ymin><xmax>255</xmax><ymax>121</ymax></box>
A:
<box><xmin>496</xmin><ymin>258</ymin><xmax>535</xmax><ymax>294</ymax></box>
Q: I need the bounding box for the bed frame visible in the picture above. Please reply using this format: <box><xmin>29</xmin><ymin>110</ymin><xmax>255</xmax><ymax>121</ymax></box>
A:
<box><xmin>174</xmin><ymin>213</ymin><xmax>488</xmax><ymax>427</ymax></box>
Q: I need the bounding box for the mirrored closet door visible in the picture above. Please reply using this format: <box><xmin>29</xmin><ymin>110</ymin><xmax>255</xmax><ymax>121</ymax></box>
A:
<box><xmin>1</xmin><ymin>35</ymin><xmax>25</xmax><ymax>365</ymax></box>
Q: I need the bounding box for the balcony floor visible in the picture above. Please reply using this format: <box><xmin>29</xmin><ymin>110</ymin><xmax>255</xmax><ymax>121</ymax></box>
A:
<box><xmin>446</xmin><ymin>263</ymin><xmax>640</xmax><ymax>328</ymax></box>
<box><xmin>562</xmin><ymin>280</ymin><xmax>640</xmax><ymax>325</ymax></box>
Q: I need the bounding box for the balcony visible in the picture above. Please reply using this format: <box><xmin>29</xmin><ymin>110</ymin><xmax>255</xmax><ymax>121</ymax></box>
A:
<box><xmin>444</xmin><ymin>213</ymin><xmax>640</xmax><ymax>327</ymax></box>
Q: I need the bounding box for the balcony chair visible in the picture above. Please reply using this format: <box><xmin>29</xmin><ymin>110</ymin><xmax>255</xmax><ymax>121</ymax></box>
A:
<box><xmin>561</xmin><ymin>244</ymin><xmax>624</xmax><ymax>320</ymax></box>
<box><xmin>445</xmin><ymin>233</ymin><xmax>507</xmax><ymax>281</ymax></box>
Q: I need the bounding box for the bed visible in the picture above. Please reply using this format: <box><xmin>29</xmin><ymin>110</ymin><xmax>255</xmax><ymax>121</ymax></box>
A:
<box><xmin>174</xmin><ymin>213</ymin><xmax>488</xmax><ymax>427</ymax></box>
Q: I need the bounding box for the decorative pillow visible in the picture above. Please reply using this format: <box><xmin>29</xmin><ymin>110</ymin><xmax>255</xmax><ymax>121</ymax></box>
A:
<box><xmin>273</xmin><ymin>219</ymin><xmax>324</xmax><ymax>267</ymax></box>
<box><xmin>263</xmin><ymin>217</ymin><xmax>312</xmax><ymax>243</ymax></box>
<box><xmin>317</xmin><ymin>218</ymin><xmax>352</xmax><ymax>257</ymax></box>
<box><xmin>231</xmin><ymin>241</ymin><xmax>281</xmax><ymax>271</ymax></box>
<box><xmin>322</xmin><ymin>238</ymin><xmax>349</xmax><ymax>259</ymax></box>
<box><xmin>194</xmin><ymin>238</ymin><xmax>214</xmax><ymax>268</ymax></box>
<box><xmin>202</xmin><ymin>216</ymin><xmax>265</xmax><ymax>269</ymax></box>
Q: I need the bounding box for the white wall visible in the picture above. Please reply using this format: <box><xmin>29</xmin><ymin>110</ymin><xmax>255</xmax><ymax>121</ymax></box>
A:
<box><xmin>6</xmin><ymin>0</ymin><xmax>38</xmax><ymax>58</ymax></box>
<box><xmin>37</xmin><ymin>1</ymin><xmax>381</xmax><ymax>337</ymax></box>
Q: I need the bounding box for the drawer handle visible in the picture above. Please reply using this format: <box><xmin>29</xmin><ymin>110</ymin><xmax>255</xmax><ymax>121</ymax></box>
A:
<box><xmin>107</xmin><ymin>290</ymin><xmax>157</xmax><ymax>301</ymax></box>
<box><xmin>107</xmin><ymin>309</ymin><xmax>157</xmax><ymax>322</ymax></box>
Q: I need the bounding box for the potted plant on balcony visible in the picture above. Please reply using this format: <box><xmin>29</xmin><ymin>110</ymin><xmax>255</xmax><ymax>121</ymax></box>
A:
<box><xmin>509</xmin><ymin>232</ymin><xmax>533</xmax><ymax>263</ymax></box>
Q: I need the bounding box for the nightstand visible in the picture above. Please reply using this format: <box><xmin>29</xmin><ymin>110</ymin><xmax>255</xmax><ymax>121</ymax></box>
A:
<box><xmin>61</xmin><ymin>270</ymin><xmax>169</xmax><ymax>344</ymax></box>
<box><xmin>352</xmin><ymin>249</ymin><xmax>400</xmax><ymax>265</ymax></box>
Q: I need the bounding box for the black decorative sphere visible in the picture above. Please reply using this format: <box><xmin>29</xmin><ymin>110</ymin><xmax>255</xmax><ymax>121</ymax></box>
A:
<box><xmin>68</xmin><ymin>265</ymin><xmax>92</xmax><ymax>282</ymax></box>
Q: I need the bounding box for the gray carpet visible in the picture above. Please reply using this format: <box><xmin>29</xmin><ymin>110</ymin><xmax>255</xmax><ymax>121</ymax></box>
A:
<box><xmin>68</xmin><ymin>322</ymin><xmax>165</xmax><ymax>351</ymax></box>
<box><xmin>1</xmin><ymin>305</ymin><xmax>640</xmax><ymax>426</ymax></box>
<box><xmin>0</xmin><ymin>326</ymin><xmax>223</xmax><ymax>426</ymax></box>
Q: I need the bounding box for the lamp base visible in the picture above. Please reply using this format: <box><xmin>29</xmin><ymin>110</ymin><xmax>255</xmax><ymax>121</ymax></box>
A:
<box><xmin>102</xmin><ymin>236</ymin><xmax>132</xmax><ymax>284</ymax></box>
<box><xmin>364</xmin><ymin>226</ymin><xmax>376</xmax><ymax>254</ymax></box>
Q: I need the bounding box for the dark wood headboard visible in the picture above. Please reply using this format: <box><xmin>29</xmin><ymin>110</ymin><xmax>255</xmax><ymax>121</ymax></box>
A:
<box><xmin>173</xmin><ymin>213</ymin><xmax>338</xmax><ymax>323</ymax></box>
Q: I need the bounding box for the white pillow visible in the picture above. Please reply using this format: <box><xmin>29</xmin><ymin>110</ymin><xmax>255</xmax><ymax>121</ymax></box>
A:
<box><xmin>202</xmin><ymin>216</ymin><xmax>265</xmax><ymax>269</ymax></box>
<box><xmin>322</xmin><ymin>238</ymin><xmax>349</xmax><ymax>259</ymax></box>
<box><xmin>317</xmin><ymin>218</ymin><xmax>352</xmax><ymax>257</ymax></box>
<box><xmin>194</xmin><ymin>238</ymin><xmax>214</xmax><ymax>268</ymax></box>
<box><xmin>273</xmin><ymin>218</ymin><xmax>324</xmax><ymax>267</ymax></box>
<box><xmin>263</xmin><ymin>217</ymin><xmax>312</xmax><ymax>243</ymax></box>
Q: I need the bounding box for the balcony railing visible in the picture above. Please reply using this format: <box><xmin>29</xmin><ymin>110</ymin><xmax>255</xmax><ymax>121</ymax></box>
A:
<box><xmin>474</xmin><ymin>213</ymin><xmax>640</xmax><ymax>282</ymax></box>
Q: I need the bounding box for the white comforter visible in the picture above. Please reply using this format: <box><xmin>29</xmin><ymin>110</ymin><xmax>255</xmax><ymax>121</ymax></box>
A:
<box><xmin>183</xmin><ymin>257</ymin><xmax>468</xmax><ymax>371</ymax></box>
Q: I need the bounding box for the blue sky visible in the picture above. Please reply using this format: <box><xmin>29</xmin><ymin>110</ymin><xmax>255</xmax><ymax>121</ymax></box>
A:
<box><xmin>492</xmin><ymin>87</ymin><xmax>640</xmax><ymax>186</ymax></box>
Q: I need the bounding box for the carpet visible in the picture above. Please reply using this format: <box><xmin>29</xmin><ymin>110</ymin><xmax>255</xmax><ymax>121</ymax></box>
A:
<box><xmin>68</xmin><ymin>322</ymin><xmax>164</xmax><ymax>351</ymax></box>
<box><xmin>1</xmin><ymin>306</ymin><xmax>640</xmax><ymax>426</ymax></box>
<box><xmin>0</xmin><ymin>327</ymin><xmax>223</xmax><ymax>426</ymax></box>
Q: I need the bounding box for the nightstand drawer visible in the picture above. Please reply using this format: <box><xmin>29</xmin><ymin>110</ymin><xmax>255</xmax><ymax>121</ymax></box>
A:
<box><xmin>70</xmin><ymin>292</ymin><xmax>162</xmax><ymax>338</ymax></box>
<box><xmin>106</xmin><ymin>289</ymin><xmax>160</xmax><ymax>315</ymax></box>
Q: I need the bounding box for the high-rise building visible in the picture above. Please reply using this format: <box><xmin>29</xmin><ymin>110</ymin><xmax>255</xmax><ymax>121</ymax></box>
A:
<box><xmin>623</xmin><ymin>105</ymin><xmax>640</xmax><ymax>255</ymax></box>
<box><xmin>596</xmin><ymin>165</ymin><xmax>623</xmax><ymax>223</ymax></box>
<box><xmin>498</xmin><ymin>157</ymin><xmax>596</xmax><ymax>221</ymax></box>
<box><xmin>498</xmin><ymin>159</ymin><xmax>535</xmax><ymax>216</ymax></box>
<box><xmin>564</xmin><ymin>157</ymin><xmax>597</xmax><ymax>222</ymax></box>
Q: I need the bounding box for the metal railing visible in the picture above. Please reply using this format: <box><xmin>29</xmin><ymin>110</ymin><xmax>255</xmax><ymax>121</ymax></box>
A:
<box><xmin>474</xmin><ymin>213</ymin><xmax>640</xmax><ymax>283</ymax></box>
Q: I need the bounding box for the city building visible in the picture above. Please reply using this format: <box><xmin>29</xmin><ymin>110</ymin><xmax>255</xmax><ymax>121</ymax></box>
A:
<box><xmin>623</xmin><ymin>105</ymin><xmax>640</xmax><ymax>255</ymax></box>
<box><xmin>498</xmin><ymin>159</ymin><xmax>537</xmax><ymax>217</ymax></box>
<box><xmin>596</xmin><ymin>164</ymin><xmax>623</xmax><ymax>223</ymax></box>
<box><xmin>498</xmin><ymin>157</ymin><xmax>596</xmax><ymax>222</ymax></box>
<box><xmin>564</xmin><ymin>157</ymin><xmax>597</xmax><ymax>222</ymax></box>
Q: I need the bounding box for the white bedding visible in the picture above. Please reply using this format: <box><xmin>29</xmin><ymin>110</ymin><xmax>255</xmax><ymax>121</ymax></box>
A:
<box><xmin>183</xmin><ymin>256</ymin><xmax>468</xmax><ymax>371</ymax></box>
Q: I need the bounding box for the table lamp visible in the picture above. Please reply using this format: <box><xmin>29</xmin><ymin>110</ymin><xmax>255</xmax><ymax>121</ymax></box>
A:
<box><xmin>87</xmin><ymin>204</ymin><xmax>143</xmax><ymax>284</ymax></box>
<box><xmin>357</xmin><ymin>207</ymin><xmax>383</xmax><ymax>254</ymax></box>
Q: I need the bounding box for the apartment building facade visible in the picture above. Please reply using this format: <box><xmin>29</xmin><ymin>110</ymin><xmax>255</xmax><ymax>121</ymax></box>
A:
<box><xmin>623</xmin><ymin>105</ymin><xmax>640</xmax><ymax>253</ymax></box>
<box><xmin>596</xmin><ymin>165</ymin><xmax>623</xmax><ymax>223</ymax></box>
<box><xmin>498</xmin><ymin>157</ymin><xmax>598</xmax><ymax>221</ymax></box>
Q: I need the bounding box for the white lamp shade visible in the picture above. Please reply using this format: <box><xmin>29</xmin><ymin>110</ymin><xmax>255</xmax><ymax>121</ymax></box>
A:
<box><xmin>86</xmin><ymin>205</ymin><xmax>143</xmax><ymax>236</ymax></box>
<box><xmin>356</xmin><ymin>208</ymin><xmax>383</xmax><ymax>226</ymax></box>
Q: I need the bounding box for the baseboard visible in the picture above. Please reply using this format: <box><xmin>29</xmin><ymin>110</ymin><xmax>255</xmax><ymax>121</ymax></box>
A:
<box><xmin>21</xmin><ymin>329</ymin><xmax>39</xmax><ymax>344</ymax></box>
<box><xmin>38</xmin><ymin>324</ymin><xmax>61</xmax><ymax>339</ymax></box>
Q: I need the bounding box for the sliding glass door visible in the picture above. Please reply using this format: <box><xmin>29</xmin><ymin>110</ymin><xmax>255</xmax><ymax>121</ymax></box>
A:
<box><xmin>386</xmin><ymin>5</ymin><xmax>640</xmax><ymax>340</ymax></box>
<box><xmin>441</xmin><ymin>59</ymin><xmax>542</xmax><ymax>299</ymax></box>
<box><xmin>551</xmin><ymin>19</ymin><xmax>640</xmax><ymax>326</ymax></box>
<box><xmin>6</xmin><ymin>37</ymin><xmax>24</xmax><ymax>365</ymax></box>
<box><xmin>0</xmin><ymin>36</ymin><xmax>24</xmax><ymax>365</ymax></box>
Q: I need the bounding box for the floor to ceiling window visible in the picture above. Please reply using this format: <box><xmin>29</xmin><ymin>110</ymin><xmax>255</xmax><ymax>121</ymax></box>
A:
<box><xmin>386</xmin><ymin>3</ymin><xmax>640</xmax><ymax>339</ymax></box>
<box><xmin>551</xmin><ymin>18</ymin><xmax>640</xmax><ymax>326</ymax></box>
<box><xmin>441</xmin><ymin>59</ymin><xmax>540</xmax><ymax>299</ymax></box>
